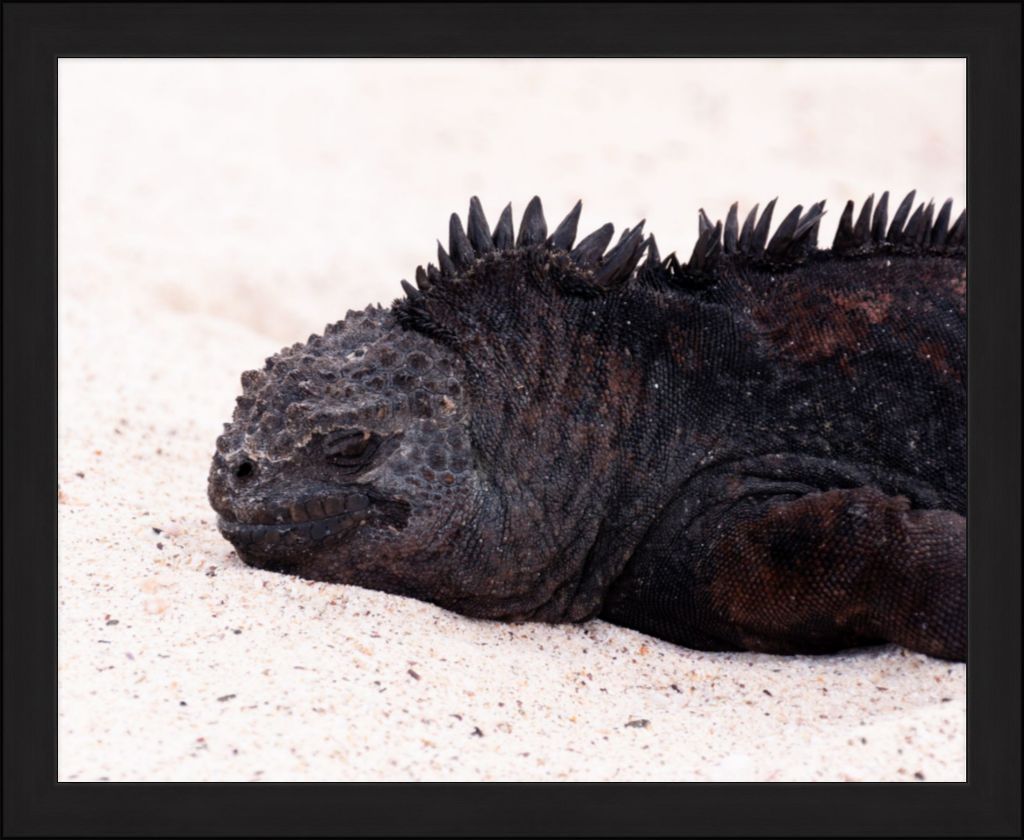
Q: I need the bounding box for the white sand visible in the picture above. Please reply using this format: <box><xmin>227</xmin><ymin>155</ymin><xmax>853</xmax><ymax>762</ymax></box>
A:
<box><xmin>58</xmin><ymin>59</ymin><xmax>966</xmax><ymax>781</ymax></box>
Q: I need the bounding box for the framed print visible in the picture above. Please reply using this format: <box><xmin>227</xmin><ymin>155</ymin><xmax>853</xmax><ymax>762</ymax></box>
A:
<box><xmin>4</xmin><ymin>3</ymin><xmax>1020</xmax><ymax>836</ymax></box>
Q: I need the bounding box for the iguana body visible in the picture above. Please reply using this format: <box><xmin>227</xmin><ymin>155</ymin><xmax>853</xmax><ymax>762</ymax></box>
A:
<box><xmin>208</xmin><ymin>193</ymin><xmax>966</xmax><ymax>660</ymax></box>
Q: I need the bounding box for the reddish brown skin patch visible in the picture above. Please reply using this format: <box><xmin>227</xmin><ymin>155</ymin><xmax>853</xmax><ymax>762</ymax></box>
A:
<box><xmin>666</xmin><ymin>323</ymin><xmax>701</xmax><ymax>372</ymax></box>
<box><xmin>829</xmin><ymin>288</ymin><xmax>895</xmax><ymax>326</ymax></box>
<box><xmin>709</xmin><ymin>491</ymin><xmax>854</xmax><ymax>639</ymax></box>
<box><xmin>703</xmin><ymin>489</ymin><xmax>964</xmax><ymax>658</ymax></box>
<box><xmin>603</xmin><ymin>351</ymin><xmax>643</xmax><ymax>413</ymax></box>
<box><xmin>759</xmin><ymin>286</ymin><xmax>897</xmax><ymax>365</ymax></box>
<box><xmin>756</xmin><ymin>285</ymin><xmax>873</xmax><ymax>365</ymax></box>
<box><xmin>917</xmin><ymin>339</ymin><xmax>961</xmax><ymax>383</ymax></box>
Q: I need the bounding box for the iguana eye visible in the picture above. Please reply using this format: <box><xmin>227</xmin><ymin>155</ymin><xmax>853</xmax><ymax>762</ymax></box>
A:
<box><xmin>323</xmin><ymin>429</ymin><xmax>379</xmax><ymax>467</ymax></box>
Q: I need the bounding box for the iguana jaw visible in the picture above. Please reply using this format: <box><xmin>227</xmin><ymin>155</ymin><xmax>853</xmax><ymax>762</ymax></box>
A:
<box><xmin>215</xmin><ymin>488</ymin><xmax>410</xmax><ymax>560</ymax></box>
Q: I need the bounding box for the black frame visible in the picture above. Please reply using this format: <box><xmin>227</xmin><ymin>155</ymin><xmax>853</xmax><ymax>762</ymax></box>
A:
<box><xmin>3</xmin><ymin>3</ymin><xmax>1020</xmax><ymax>837</ymax></box>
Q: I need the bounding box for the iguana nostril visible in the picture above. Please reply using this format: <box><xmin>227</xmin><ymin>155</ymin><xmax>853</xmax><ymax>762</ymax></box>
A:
<box><xmin>235</xmin><ymin>459</ymin><xmax>255</xmax><ymax>479</ymax></box>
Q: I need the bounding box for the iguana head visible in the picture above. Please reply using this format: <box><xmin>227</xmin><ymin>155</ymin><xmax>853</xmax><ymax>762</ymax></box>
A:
<box><xmin>208</xmin><ymin>197</ymin><xmax>652</xmax><ymax>620</ymax></box>
<box><xmin>208</xmin><ymin>304</ymin><xmax>483</xmax><ymax>601</ymax></box>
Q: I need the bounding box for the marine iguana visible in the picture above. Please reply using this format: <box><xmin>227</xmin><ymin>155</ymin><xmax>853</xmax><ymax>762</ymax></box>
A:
<box><xmin>208</xmin><ymin>192</ymin><xmax>967</xmax><ymax>661</ymax></box>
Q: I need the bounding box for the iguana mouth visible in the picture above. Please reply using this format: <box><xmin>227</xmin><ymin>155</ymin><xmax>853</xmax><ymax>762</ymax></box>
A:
<box><xmin>217</xmin><ymin>491</ymin><xmax>409</xmax><ymax>556</ymax></box>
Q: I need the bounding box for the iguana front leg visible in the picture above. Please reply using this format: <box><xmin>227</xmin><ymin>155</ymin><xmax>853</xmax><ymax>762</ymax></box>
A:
<box><xmin>604</xmin><ymin>486</ymin><xmax>966</xmax><ymax>660</ymax></box>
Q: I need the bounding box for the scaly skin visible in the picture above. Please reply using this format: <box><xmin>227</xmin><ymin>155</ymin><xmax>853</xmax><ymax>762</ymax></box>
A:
<box><xmin>208</xmin><ymin>193</ymin><xmax>966</xmax><ymax>660</ymax></box>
